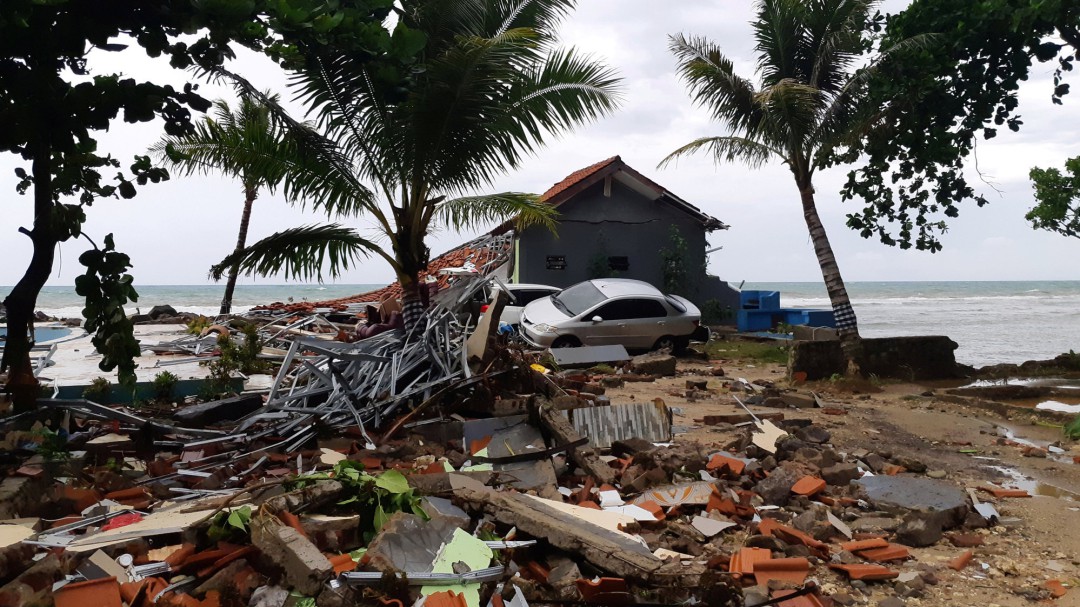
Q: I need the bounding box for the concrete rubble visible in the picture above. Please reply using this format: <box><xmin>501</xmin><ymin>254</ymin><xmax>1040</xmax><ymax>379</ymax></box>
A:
<box><xmin>1</xmin><ymin>242</ymin><xmax>1077</xmax><ymax>605</ymax></box>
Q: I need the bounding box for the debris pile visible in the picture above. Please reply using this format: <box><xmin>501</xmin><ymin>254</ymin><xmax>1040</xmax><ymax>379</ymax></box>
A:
<box><xmin>0</xmin><ymin>237</ymin><xmax>1074</xmax><ymax>606</ymax></box>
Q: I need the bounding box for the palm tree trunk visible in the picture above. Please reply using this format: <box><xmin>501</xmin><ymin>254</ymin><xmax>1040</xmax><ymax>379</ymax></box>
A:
<box><xmin>400</xmin><ymin>276</ymin><xmax>427</xmax><ymax>334</ymax></box>
<box><xmin>800</xmin><ymin>184</ymin><xmax>863</xmax><ymax>375</ymax></box>
<box><xmin>219</xmin><ymin>186</ymin><xmax>257</xmax><ymax>315</ymax></box>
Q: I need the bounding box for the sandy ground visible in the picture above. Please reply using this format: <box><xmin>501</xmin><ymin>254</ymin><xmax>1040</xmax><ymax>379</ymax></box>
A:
<box><xmin>604</xmin><ymin>356</ymin><xmax>1080</xmax><ymax>606</ymax></box>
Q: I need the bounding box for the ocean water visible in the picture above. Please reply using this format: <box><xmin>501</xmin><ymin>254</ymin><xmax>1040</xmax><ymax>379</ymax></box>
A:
<box><xmin>2</xmin><ymin>284</ymin><xmax>382</xmax><ymax>319</ymax></box>
<box><xmin>4</xmin><ymin>281</ymin><xmax>1079</xmax><ymax>367</ymax></box>
<box><xmin>745</xmin><ymin>281</ymin><xmax>1080</xmax><ymax>366</ymax></box>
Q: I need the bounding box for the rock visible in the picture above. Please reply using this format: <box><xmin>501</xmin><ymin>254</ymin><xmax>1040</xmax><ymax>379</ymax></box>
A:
<box><xmin>753</xmin><ymin>464</ymin><xmax>803</xmax><ymax>506</ymax></box>
<box><xmin>794</xmin><ymin>425</ymin><xmax>831</xmax><ymax>444</ymax></box>
<box><xmin>864</xmin><ymin>453</ymin><xmax>887</xmax><ymax>473</ymax></box>
<box><xmin>878</xmin><ymin>598</ymin><xmax>905</xmax><ymax>607</ymax></box>
<box><xmin>249</xmin><ymin>585</ymin><xmax>289</xmax><ymax>607</ymax></box>
<box><xmin>926</xmin><ymin>470</ymin><xmax>947</xmax><ymax>479</ymax></box>
<box><xmin>821</xmin><ymin>463</ymin><xmax>861</xmax><ymax>486</ymax></box>
<box><xmin>836</xmin><ymin>550</ymin><xmax>860</xmax><ymax>565</ymax></box>
<box><xmin>611</xmin><ymin>438</ymin><xmax>658</xmax><ymax>458</ymax></box>
<box><xmin>832</xmin><ymin>593</ymin><xmax>857</xmax><ymax>606</ymax></box>
<box><xmin>710</xmin><ymin>366</ymin><xmax>726</xmax><ymax>377</ymax></box>
<box><xmin>148</xmin><ymin>304</ymin><xmax>178</xmax><ymax>320</ymax></box>
<box><xmin>745</xmin><ymin>535</ymin><xmax>787</xmax><ymax>552</ymax></box>
<box><xmin>892</xmin><ymin>456</ymin><xmax>926</xmax><ymax>473</ymax></box>
<box><xmin>896</xmin><ymin>511</ymin><xmax>944</xmax><ymax>547</ymax></box>
<box><xmin>630</xmin><ymin>353</ymin><xmax>677</xmax><ymax>377</ymax></box>
<box><xmin>856</xmin><ymin>476</ymin><xmax>969</xmax><ymax>530</ymax></box>
<box><xmin>850</xmin><ymin>517</ymin><xmax>900</xmax><ymax>533</ymax></box>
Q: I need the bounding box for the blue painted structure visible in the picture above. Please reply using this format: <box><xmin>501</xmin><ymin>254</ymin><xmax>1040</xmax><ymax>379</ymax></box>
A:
<box><xmin>736</xmin><ymin>290</ymin><xmax>836</xmax><ymax>332</ymax></box>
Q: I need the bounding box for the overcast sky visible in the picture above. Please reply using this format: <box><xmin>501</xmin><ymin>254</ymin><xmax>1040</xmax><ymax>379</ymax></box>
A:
<box><xmin>2</xmin><ymin>0</ymin><xmax>1078</xmax><ymax>288</ymax></box>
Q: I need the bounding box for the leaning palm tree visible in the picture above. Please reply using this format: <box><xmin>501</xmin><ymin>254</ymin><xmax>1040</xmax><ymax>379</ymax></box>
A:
<box><xmin>207</xmin><ymin>0</ymin><xmax>621</xmax><ymax>330</ymax></box>
<box><xmin>662</xmin><ymin>0</ymin><xmax>878</xmax><ymax>374</ymax></box>
<box><xmin>151</xmin><ymin>93</ymin><xmax>288</xmax><ymax>314</ymax></box>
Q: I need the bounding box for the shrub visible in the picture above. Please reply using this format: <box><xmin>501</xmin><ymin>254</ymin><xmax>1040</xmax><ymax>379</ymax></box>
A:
<box><xmin>83</xmin><ymin>377</ymin><xmax>112</xmax><ymax>402</ymax></box>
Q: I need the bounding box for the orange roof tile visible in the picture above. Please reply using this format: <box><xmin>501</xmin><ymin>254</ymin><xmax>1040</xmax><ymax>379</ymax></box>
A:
<box><xmin>540</xmin><ymin>156</ymin><xmax>622</xmax><ymax>202</ymax></box>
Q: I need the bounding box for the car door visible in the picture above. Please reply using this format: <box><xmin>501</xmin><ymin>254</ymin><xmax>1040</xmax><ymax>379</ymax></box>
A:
<box><xmin>586</xmin><ymin>298</ymin><xmax>668</xmax><ymax>348</ymax></box>
<box><xmin>580</xmin><ymin>299</ymin><xmax>635</xmax><ymax>346</ymax></box>
<box><xmin>621</xmin><ymin>298</ymin><xmax>670</xmax><ymax>348</ymax></box>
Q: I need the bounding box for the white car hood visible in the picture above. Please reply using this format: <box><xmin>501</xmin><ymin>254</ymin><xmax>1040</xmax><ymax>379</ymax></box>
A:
<box><xmin>521</xmin><ymin>295</ymin><xmax>571</xmax><ymax>326</ymax></box>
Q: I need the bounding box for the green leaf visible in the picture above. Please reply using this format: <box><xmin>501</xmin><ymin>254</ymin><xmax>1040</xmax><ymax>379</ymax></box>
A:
<box><xmin>373</xmin><ymin>469</ymin><xmax>409</xmax><ymax>494</ymax></box>
<box><xmin>373</xmin><ymin>503</ymin><xmax>388</xmax><ymax>532</ymax></box>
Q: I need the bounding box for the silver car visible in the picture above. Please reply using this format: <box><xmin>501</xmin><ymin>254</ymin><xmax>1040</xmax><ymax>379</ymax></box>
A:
<box><xmin>520</xmin><ymin>278</ymin><xmax>701</xmax><ymax>351</ymax></box>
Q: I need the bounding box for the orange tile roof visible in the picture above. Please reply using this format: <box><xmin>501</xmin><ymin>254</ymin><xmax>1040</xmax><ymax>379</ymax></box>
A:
<box><xmin>254</xmin><ymin>238</ymin><xmax>512</xmax><ymax>315</ymax></box>
<box><xmin>539</xmin><ymin>156</ymin><xmax>621</xmax><ymax>202</ymax></box>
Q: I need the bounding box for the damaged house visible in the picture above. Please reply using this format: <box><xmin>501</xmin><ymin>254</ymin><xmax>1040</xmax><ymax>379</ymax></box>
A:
<box><xmin>504</xmin><ymin>156</ymin><xmax>740</xmax><ymax>313</ymax></box>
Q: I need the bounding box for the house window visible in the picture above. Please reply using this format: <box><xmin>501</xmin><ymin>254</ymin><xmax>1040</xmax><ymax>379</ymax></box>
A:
<box><xmin>608</xmin><ymin>256</ymin><xmax>629</xmax><ymax>272</ymax></box>
<box><xmin>546</xmin><ymin>255</ymin><xmax>566</xmax><ymax>270</ymax></box>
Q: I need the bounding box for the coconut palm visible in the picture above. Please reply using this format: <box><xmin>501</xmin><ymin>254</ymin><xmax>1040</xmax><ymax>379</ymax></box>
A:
<box><xmin>205</xmin><ymin>0</ymin><xmax>622</xmax><ymax>330</ymax></box>
<box><xmin>662</xmin><ymin>0</ymin><xmax>879</xmax><ymax>374</ymax></box>
<box><xmin>151</xmin><ymin>93</ymin><xmax>288</xmax><ymax>314</ymax></box>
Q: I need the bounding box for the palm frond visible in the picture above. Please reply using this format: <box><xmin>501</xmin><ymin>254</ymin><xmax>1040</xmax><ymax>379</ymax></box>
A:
<box><xmin>432</xmin><ymin>192</ymin><xmax>559</xmax><ymax>232</ymax></box>
<box><xmin>659</xmin><ymin>136</ymin><xmax>784</xmax><ymax>170</ymax></box>
<box><xmin>208</xmin><ymin>224</ymin><xmax>388</xmax><ymax>282</ymax></box>
<box><xmin>669</xmin><ymin>33</ymin><xmax>764</xmax><ymax>138</ymax></box>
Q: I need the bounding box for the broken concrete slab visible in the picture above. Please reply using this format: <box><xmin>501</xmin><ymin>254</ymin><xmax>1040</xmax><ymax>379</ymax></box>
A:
<box><xmin>365</xmin><ymin>513</ymin><xmax>460</xmax><ymax>573</ymax></box>
<box><xmin>857</xmin><ymin>476</ymin><xmax>970</xmax><ymax>530</ymax></box>
<box><xmin>549</xmin><ymin>345</ymin><xmax>631</xmax><ymax>368</ymax></box>
<box><xmin>251</xmin><ymin>519</ymin><xmax>333</xmax><ymax>596</ymax></box>
<box><xmin>457</xmin><ymin>488</ymin><xmax>674</xmax><ymax>583</ymax></box>
<box><xmin>630</xmin><ymin>353</ymin><xmax>677</xmax><ymax>377</ymax></box>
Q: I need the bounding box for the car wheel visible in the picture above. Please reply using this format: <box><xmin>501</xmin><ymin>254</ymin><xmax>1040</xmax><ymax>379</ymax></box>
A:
<box><xmin>653</xmin><ymin>335</ymin><xmax>676</xmax><ymax>352</ymax></box>
<box><xmin>551</xmin><ymin>336</ymin><xmax>581</xmax><ymax>349</ymax></box>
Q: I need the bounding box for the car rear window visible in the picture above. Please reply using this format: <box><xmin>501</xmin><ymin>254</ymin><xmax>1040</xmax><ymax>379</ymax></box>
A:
<box><xmin>553</xmin><ymin>282</ymin><xmax>607</xmax><ymax>316</ymax></box>
<box><xmin>512</xmin><ymin>289</ymin><xmax>558</xmax><ymax>306</ymax></box>
<box><xmin>664</xmin><ymin>295</ymin><xmax>687</xmax><ymax>313</ymax></box>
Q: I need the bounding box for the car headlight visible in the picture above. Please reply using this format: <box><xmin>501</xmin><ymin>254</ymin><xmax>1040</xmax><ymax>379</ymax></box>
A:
<box><xmin>531</xmin><ymin>323</ymin><xmax>558</xmax><ymax>334</ymax></box>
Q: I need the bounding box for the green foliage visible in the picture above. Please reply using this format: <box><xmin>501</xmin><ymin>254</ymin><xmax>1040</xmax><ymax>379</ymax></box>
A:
<box><xmin>186</xmin><ymin>315</ymin><xmax>212</xmax><ymax>335</ymax></box>
<box><xmin>33</xmin><ymin>427</ymin><xmax>70</xmax><ymax>461</ymax></box>
<box><xmin>208</xmin><ymin>506</ymin><xmax>252</xmax><ymax>542</ymax></box>
<box><xmin>839</xmin><ymin>0</ymin><xmax>1078</xmax><ymax>251</ymax></box>
<box><xmin>152</xmin><ymin>370</ymin><xmax>179</xmax><ymax>401</ymax></box>
<box><xmin>660</xmin><ymin>226</ymin><xmax>696</xmax><ymax>296</ymax></box>
<box><xmin>700</xmin><ymin>299</ymin><xmax>734</xmax><ymax>324</ymax></box>
<box><xmin>206</xmin><ymin>0</ymin><xmax>621</xmax><ymax>323</ymax></box>
<box><xmin>587</xmin><ymin>252</ymin><xmax>617</xmax><ymax>280</ymax></box>
<box><xmin>1065</xmin><ymin>415</ymin><xmax>1080</xmax><ymax>441</ymax></box>
<box><xmin>292</xmin><ymin>461</ymin><xmax>426</xmax><ymax>541</ymax></box>
<box><xmin>0</xmin><ymin>0</ymin><xmax>421</xmax><ymax>401</ymax></box>
<box><xmin>1029</xmin><ymin>157</ymin><xmax>1080</xmax><ymax>240</ymax></box>
<box><xmin>83</xmin><ymin>377</ymin><xmax>112</xmax><ymax>403</ymax></box>
<box><xmin>75</xmin><ymin>234</ymin><xmax>141</xmax><ymax>389</ymax></box>
<box><xmin>703</xmin><ymin>339</ymin><xmax>789</xmax><ymax>365</ymax></box>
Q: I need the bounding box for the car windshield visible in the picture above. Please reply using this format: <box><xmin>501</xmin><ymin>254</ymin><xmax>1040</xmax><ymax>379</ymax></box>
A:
<box><xmin>552</xmin><ymin>282</ymin><xmax>607</xmax><ymax>316</ymax></box>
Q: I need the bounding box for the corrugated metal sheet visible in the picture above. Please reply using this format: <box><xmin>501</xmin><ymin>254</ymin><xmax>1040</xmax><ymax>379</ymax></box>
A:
<box><xmin>564</xmin><ymin>401</ymin><xmax>671</xmax><ymax>449</ymax></box>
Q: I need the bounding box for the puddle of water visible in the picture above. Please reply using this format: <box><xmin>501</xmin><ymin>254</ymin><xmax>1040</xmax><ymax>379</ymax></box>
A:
<box><xmin>963</xmin><ymin>378</ymin><xmax>1080</xmax><ymax>389</ymax></box>
<box><xmin>983</xmin><ymin>464</ymin><xmax>1080</xmax><ymax>501</ymax></box>
<box><xmin>1036</xmin><ymin>400</ymin><xmax>1080</xmax><ymax>414</ymax></box>
<box><xmin>995</xmin><ymin>425</ymin><xmax>1072</xmax><ymax>462</ymax></box>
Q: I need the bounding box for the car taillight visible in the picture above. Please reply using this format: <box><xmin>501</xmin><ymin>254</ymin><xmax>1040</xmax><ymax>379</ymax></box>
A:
<box><xmin>480</xmin><ymin>304</ymin><xmax>489</xmax><ymax>313</ymax></box>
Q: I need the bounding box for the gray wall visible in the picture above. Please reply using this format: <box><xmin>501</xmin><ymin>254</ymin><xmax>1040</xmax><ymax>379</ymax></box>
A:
<box><xmin>516</xmin><ymin>179</ymin><xmax>739</xmax><ymax>313</ymax></box>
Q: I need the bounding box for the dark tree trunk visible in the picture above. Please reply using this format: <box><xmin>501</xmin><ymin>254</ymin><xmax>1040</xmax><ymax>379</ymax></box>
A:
<box><xmin>2</xmin><ymin>148</ymin><xmax>56</xmax><ymax>412</ymax></box>
<box><xmin>799</xmin><ymin>184</ymin><xmax>864</xmax><ymax>375</ymax></box>
<box><xmin>219</xmin><ymin>185</ymin><xmax>257</xmax><ymax>315</ymax></box>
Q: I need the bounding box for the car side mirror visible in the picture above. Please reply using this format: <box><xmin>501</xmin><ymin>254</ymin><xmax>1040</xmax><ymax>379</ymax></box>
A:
<box><xmin>591</xmin><ymin>316</ymin><xmax>604</xmax><ymax>323</ymax></box>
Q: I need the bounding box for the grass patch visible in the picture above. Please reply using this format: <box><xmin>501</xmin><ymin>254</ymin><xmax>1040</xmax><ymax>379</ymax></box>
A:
<box><xmin>703</xmin><ymin>338</ymin><xmax>790</xmax><ymax>365</ymax></box>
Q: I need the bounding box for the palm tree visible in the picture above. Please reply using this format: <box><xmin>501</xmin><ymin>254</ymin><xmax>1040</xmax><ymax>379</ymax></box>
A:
<box><xmin>205</xmin><ymin>0</ymin><xmax>622</xmax><ymax>330</ymax></box>
<box><xmin>151</xmin><ymin>93</ymin><xmax>287</xmax><ymax>314</ymax></box>
<box><xmin>662</xmin><ymin>0</ymin><xmax>878</xmax><ymax>374</ymax></box>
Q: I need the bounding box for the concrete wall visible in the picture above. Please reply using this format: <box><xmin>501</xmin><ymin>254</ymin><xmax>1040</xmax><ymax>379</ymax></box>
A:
<box><xmin>516</xmin><ymin>179</ymin><xmax>739</xmax><ymax>312</ymax></box>
<box><xmin>788</xmin><ymin>336</ymin><xmax>961</xmax><ymax>380</ymax></box>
